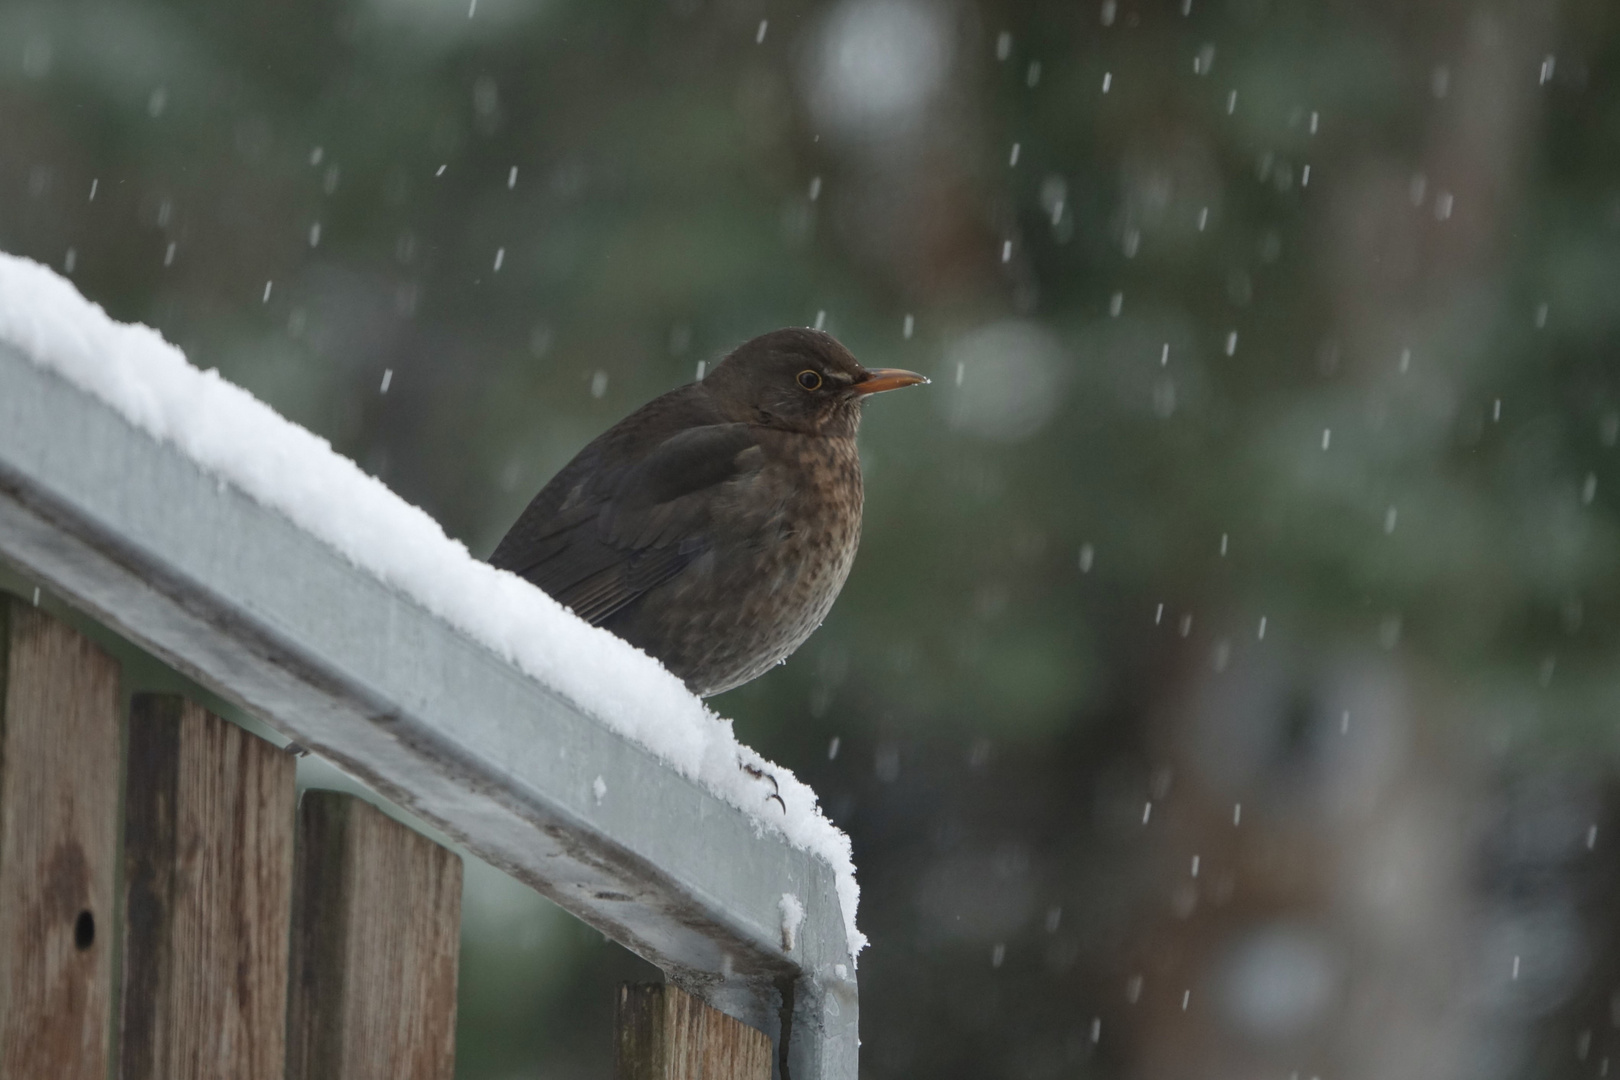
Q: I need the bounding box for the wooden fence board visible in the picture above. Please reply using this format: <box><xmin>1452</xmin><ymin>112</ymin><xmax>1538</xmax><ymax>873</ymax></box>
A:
<box><xmin>119</xmin><ymin>694</ymin><xmax>297</xmax><ymax>1080</ymax></box>
<box><xmin>615</xmin><ymin>982</ymin><xmax>773</xmax><ymax>1080</ymax></box>
<box><xmin>0</xmin><ymin>598</ymin><xmax>122</xmax><ymax>1078</ymax></box>
<box><xmin>287</xmin><ymin>791</ymin><xmax>462</xmax><ymax>1080</ymax></box>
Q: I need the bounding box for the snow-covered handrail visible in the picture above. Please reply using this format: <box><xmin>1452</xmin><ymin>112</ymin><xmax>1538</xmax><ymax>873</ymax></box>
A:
<box><xmin>0</xmin><ymin>254</ymin><xmax>857</xmax><ymax>1079</ymax></box>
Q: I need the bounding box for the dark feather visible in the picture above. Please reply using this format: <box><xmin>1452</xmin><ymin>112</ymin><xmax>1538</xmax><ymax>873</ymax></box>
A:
<box><xmin>490</xmin><ymin>419</ymin><xmax>762</xmax><ymax>626</ymax></box>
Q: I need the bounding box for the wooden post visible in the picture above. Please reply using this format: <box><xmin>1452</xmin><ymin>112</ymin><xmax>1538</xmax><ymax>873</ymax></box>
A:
<box><xmin>0</xmin><ymin>598</ymin><xmax>122</xmax><ymax>1078</ymax></box>
<box><xmin>286</xmin><ymin>791</ymin><xmax>462</xmax><ymax>1080</ymax></box>
<box><xmin>615</xmin><ymin>983</ymin><xmax>772</xmax><ymax>1080</ymax></box>
<box><xmin>119</xmin><ymin>694</ymin><xmax>298</xmax><ymax>1080</ymax></box>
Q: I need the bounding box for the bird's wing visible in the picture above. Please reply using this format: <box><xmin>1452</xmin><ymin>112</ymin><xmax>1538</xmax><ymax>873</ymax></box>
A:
<box><xmin>489</xmin><ymin>422</ymin><xmax>764</xmax><ymax>626</ymax></box>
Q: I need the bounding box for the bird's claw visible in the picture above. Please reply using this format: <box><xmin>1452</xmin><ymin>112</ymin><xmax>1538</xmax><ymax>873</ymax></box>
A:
<box><xmin>739</xmin><ymin>759</ymin><xmax>787</xmax><ymax>813</ymax></box>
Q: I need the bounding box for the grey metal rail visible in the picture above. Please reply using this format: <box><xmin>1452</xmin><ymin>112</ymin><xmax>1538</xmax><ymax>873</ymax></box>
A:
<box><xmin>0</xmin><ymin>340</ymin><xmax>857</xmax><ymax>1079</ymax></box>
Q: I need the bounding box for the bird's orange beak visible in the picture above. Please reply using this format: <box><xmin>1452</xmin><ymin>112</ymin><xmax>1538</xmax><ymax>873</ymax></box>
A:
<box><xmin>852</xmin><ymin>368</ymin><xmax>929</xmax><ymax>395</ymax></box>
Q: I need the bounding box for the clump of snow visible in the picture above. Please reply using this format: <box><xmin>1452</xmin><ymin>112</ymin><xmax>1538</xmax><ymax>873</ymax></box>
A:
<box><xmin>780</xmin><ymin>892</ymin><xmax>806</xmax><ymax>952</ymax></box>
<box><xmin>0</xmin><ymin>252</ymin><xmax>864</xmax><ymax>957</ymax></box>
<box><xmin>592</xmin><ymin>775</ymin><xmax>608</xmax><ymax>804</ymax></box>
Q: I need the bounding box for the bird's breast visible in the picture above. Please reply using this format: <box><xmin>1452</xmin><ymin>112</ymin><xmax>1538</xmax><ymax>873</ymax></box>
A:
<box><xmin>579</xmin><ymin>428</ymin><xmax>866</xmax><ymax>697</ymax></box>
<box><xmin>760</xmin><ymin>433</ymin><xmax>863</xmax><ymax>575</ymax></box>
<box><xmin>648</xmin><ymin>432</ymin><xmax>862</xmax><ymax>694</ymax></box>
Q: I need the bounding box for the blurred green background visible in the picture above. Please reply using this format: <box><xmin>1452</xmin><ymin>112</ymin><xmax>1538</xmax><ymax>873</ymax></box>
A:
<box><xmin>4</xmin><ymin>0</ymin><xmax>1620</xmax><ymax>1076</ymax></box>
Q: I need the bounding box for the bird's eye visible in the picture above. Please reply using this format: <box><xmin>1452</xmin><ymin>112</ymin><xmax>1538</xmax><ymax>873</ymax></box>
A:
<box><xmin>797</xmin><ymin>370</ymin><xmax>823</xmax><ymax>391</ymax></box>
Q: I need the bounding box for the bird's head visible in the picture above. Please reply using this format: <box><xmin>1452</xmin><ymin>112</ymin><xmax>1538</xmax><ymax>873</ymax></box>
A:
<box><xmin>702</xmin><ymin>327</ymin><xmax>927</xmax><ymax>437</ymax></box>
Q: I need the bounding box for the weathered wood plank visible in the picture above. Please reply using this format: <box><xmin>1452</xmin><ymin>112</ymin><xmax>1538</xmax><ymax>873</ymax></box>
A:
<box><xmin>0</xmin><ymin>598</ymin><xmax>121</xmax><ymax>1078</ymax></box>
<box><xmin>616</xmin><ymin>982</ymin><xmax>773</xmax><ymax>1080</ymax></box>
<box><xmin>287</xmin><ymin>791</ymin><xmax>462</xmax><ymax>1080</ymax></box>
<box><xmin>119</xmin><ymin>694</ymin><xmax>297</xmax><ymax>1080</ymax></box>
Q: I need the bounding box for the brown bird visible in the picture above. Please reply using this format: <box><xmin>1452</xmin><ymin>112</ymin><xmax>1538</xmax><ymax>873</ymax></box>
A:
<box><xmin>490</xmin><ymin>328</ymin><xmax>926</xmax><ymax>697</ymax></box>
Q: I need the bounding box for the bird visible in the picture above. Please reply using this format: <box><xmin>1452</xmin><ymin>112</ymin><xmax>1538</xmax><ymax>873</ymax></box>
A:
<box><xmin>489</xmin><ymin>327</ymin><xmax>926</xmax><ymax>697</ymax></box>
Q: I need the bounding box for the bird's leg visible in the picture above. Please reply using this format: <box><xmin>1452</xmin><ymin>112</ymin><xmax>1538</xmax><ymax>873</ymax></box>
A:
<box><xmin>739</xmin><ymin>759</ymin><xmax>786</xmax><ymax>813</ymax></box>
